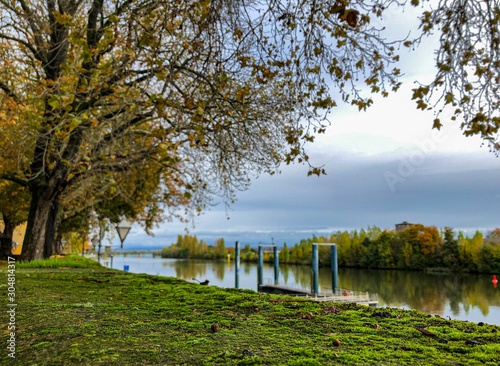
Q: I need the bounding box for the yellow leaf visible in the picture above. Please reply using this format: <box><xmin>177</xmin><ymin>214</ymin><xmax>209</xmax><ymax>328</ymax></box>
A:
<box><xmin>444</xmin><ymin>92</ymin><xmax>454</xmax><ymax>104</ymax></box>
<box><xmin>52</xmin><ymin>11</ymin><xmax>73</xmax><ymax>26</ymax></box>
<box><xmin>432</xmin><ymin>118</ymin><xmax>442</xmax><ymax>129</ymax></box>
<box><xmin>416</xmin><ymin>100</ymin><xmax>427</xmax><ymax>110</ymax></box>
<box><xmin>234</xmin><ymin>28</ymin><xmax>243</xmax><ymax>40</ymax></box>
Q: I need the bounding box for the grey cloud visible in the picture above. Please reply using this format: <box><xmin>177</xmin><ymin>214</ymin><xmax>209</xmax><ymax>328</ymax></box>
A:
<box><xmin>122</xmin><ymin>148</ymin><xmax>500</xmax><ymax>249</ymax></box>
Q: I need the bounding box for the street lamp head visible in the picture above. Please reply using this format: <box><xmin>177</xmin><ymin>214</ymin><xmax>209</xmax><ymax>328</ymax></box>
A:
<box><xmin>116</xmin><ymin>219</ymin><xmax>132</xmax><ymax>248</ymax></box>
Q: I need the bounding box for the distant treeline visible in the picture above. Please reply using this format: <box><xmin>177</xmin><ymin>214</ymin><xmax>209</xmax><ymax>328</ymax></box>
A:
<box><xmin>161</xmin><ymin>226</ymin><xmax>500</xmax><ymax>273</ymax></box>
<box><xmin>161</xmin><ymin>235</ymin><xmax>230</xmax><ymax>260</ymax></box>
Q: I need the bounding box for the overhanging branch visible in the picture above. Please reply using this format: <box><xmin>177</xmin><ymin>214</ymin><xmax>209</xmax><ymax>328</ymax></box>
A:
<box><xmin>0</xmin><ymin>173</ymin><xmax>29</xmax><ymax>187</ymax></box>
<box><xmin>0</xmin><ymin>81</ymin><xmax>18</xmax><ymax>102</ymax></box>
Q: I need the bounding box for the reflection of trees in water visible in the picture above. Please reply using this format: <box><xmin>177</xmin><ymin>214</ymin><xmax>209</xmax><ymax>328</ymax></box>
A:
<box><xmin>214</xmin><ymin>261</ymin><xmax>226</xmax><ymax>281</ymax></box>
<box><xmin>243</xmin><ymin>263</ymin><xmax>253</xmax><ymax>275</ymax></box>
<box><xmin>286</xmin><ymin>265</ymin><xmax>312</xmax><ymax>289</ymax></box>
<box><xmin>162</xmin><ymin>260</ymin><xmax>228</xmax><ymax>282</ymax></box>
<box><xmin>164</xmin><ymin>260</ymin><xmax>208</xmax><ymax>280</ymax></box>
<box><xmin>453</xmin><ymin>276</ymin><xmax>491</xmax><ymax>317</ymax></box>
<box><xmin>281</xmin><ymin>265</ymin><xmax>331</xmax><ymax>292</ymax></box>
<box><xmin>336</xmin><ymin>268</ymin><xmax>500</xmax><ymax>316</ymax></box>
<box><xmin>281</xmin><ymin>265</ymin><xmax>290</xmax><ymax>284</ymax></box>
<box><xmin>157</xmin><ymin>259</ymin><xmax>498</xmax><ymax>317</ymax></box>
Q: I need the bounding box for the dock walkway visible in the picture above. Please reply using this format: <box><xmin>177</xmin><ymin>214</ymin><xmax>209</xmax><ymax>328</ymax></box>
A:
<box><xmin>259</xmin><ymin>284</ymin><xmax>378</xmax><ymax>306</ymax></box>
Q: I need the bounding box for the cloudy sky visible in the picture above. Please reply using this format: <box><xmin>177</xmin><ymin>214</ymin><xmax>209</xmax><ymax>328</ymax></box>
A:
<box><xmin>120</xmin><ymin>3</ymin><xmax>500</xmax><ymax>249</ymax></box>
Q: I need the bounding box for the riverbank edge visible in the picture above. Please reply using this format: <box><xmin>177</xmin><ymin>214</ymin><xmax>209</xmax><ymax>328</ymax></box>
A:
<box><xmin>1</xmin><ymin>259</ymin><xmax>499</xmax><ymax>365</ymax></box>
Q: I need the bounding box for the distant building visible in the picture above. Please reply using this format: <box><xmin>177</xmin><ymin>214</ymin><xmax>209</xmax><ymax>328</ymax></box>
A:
<box><xmin>395</xmin><ymin>221</ymin><xmax>417</xmax><ymax>232</ymax></box>
<box><xmin>261</xmin><ymin>246</ymin><xmax>280</xmax><ymax>254</ymax></box>
<box><xmin>485</xmin><ymin>237</ymin><xmax>500</xmax><ymax>245</ymax></box>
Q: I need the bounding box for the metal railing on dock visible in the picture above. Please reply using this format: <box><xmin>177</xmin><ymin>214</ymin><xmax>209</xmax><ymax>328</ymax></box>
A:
<box><xmin>298</xmin><ymin>290</ymin><xmax>378</xmax><ymax>306</ymax></box>
<box><xmin>259</xmin><ymin>284</ymin><xmax>378</xmax><ymax>306</ymax></box>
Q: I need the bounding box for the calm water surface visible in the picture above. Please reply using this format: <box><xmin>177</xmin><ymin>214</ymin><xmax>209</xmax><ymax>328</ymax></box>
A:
<box><xmin>107</xmin><ymin>255</ymin><xmax>500</xmax><ymax>326</ymax></box>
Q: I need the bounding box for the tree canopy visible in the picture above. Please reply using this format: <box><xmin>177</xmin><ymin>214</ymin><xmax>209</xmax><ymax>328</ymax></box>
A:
<box><xmin>0</xmin><ymin>0</ymin><xmax>498</xmax><ymax>260</ymax></box>
<box><xmin>411</xmin><ymin>0</ymin><xmax>500</xmax><ymax>151</ymax></box>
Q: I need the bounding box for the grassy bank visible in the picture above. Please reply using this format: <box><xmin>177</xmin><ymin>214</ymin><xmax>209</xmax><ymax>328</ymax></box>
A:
<box><xmin>1</xmin><ymin>257</ymin><xmax>499</xmax><ymax>365</ymax></box>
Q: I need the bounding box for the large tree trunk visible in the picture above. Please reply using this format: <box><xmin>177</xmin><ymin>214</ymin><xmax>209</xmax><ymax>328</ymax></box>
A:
<box><xmin>20</xmin><ymin>188</ymin><xmax>56</xmax><ymax>261</ymax></box>
<box><xmin>0</xmin><ymin>237</ymin><xmax>11</xmax><ymax>259</ymax></box>
<box><xmin>53</xmin><ymin>230</ymin><xmax>63</xmax><ymax>255</ymax></box>
<box><xmin>44</xmin><ymin>200</ymin><xmax>60</xmax><ymax>258</ymax></box>
<box><xmin>0</xmin><ymin>217</ymin><xmax>18</xmax><ymax>259</ymax></box>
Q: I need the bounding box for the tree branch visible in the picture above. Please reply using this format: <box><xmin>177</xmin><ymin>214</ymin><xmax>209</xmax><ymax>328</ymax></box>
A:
<box><xmin>0</xmin><ymin>32</ymin><xmax>43</xmax><ymax>62</ymax></box>
<box><xmin>15</xmin><ymin>0</ymin><xmax>48</xmax><ymax>64</ymax></box>
<box><xmin>0</xmin><ymin>81</ymin><xmax>19</xmax><ymax>102</ymax></box>
<box><xmin>0</xmin><ymin>174</ymin><xmax>29</xmax><ymax>188</ymax></box>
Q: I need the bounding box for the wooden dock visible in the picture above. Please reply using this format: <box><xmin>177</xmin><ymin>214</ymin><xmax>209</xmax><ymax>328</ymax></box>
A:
<box><xmin>259</xmin><ymin>284</ymin><xmax>378</xmax><ymax>306</ymax></box>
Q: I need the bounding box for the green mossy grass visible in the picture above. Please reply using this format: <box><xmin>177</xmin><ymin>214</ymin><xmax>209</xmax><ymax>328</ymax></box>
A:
<box><xmin>15</xmin><ymin>254</ymin><xmax>102</xmax><ymax>269</ymax></box>
<box><xmin>1</xmin><ymin>258</ymin><xmax>499</xmax><ymax>365</ymax></box>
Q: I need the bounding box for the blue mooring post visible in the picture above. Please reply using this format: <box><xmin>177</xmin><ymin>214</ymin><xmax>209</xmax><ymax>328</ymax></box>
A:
<box><xmin>312</xmin><ymin>244</ymin><xmax>319</xmax><ymax>294</ymax></box>
<box><xmin>273</xmin><ymin>245</ymin><xmax>279</xmax><ymax>285</ymax></box>
<box><xmin>235</xmin><ymin>241</ymin><xmax>240</xmax><ymax>289</ymax></box>
<box><xmin>331</xmin><ymin>244</ymin><xmax>339</xmax><ymax>291</ymax></box>
<box><xmin>258</xmin><ymin>245</ymin><xmax>264</xmax><ymax>290</ymax></box>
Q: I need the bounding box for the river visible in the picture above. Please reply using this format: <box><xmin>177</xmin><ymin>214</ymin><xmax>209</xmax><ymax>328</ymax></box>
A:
<box><xmin>105</xmin><ymin>254</ymin><xmax>500</xmax><ymax>326</ymax></box>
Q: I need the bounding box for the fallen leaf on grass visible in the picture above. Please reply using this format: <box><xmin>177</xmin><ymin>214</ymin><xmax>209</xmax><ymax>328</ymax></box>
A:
<box><xmin>465</xmin><ymin>339</ymin><xmax>482</xmax><ymax>346</ymax></box>
<box><xmin>414</xmin><ymin>327</ymin><xmax>437</xmax><ymax>337</ymax></box>
<box><xmin>324</xmin><ymin>305</ymin><xmax>341</xmax><ymax>314</ymax></box>
<box><xmin>414</xmin><ymin>327</ymin><xmax>448</xmax><ymax>343</ymax></box>
<box><xmin>364</xmin><ymin>322</ymin><xmax>381</xmax><ymax>330</ymax></box>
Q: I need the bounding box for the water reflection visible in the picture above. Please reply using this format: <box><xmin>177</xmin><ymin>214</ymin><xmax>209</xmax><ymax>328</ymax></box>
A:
<box><xmin>113</xmin><ymin>255</ymin><xmax>500</xmax><ymax>325</ymax></box>
<box><xmin>337</xmin><ymin>268</ymin><xmax>500</xmax><ymax>318</ymax></box>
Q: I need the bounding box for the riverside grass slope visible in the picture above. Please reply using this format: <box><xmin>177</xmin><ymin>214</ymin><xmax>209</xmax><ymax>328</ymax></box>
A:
<box><xmin>1</xmin><ymin>257</ymin><xmax>499</xmax><ymax>365</ymax></box>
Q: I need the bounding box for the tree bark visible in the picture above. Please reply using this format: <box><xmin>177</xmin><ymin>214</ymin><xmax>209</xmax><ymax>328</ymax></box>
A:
<box><xmin>54</xmin><ymin>230</ymin><xmax>64</xmax><ymax>255</ymax></box>
<box><xmin>20</xmin><ymin>188</ymin><xmax>55</xmax><ymax>261</ymax></box>
<box><xmin>0</xmin><ymin>217</ymin><xmax>17</xmax><ymax>258</ymax></box>
<box><xmin>0</xmin><ymin>237</ymin><xmax>11</xmax><ymax>259</ymax></box>
<box><xmin>44</xmin><ymin>199</ymin><xmax>60</xmax><ymax>258</ymax></box>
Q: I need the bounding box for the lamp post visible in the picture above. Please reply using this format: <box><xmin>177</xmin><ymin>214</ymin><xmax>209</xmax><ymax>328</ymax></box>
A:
<box><xmin>91</xmin><ymin>223</ymin><xmax>105</xmax><ymax>264</ymax></box>
<box><xmin>103</xmin><ymin>245</ymin><xmax>114</xmax><ymax>268</ymax></box>
<box><xmin>116</xmin><ymin>219</ymin><xmax>132</xmax><ymax>248</ymax></box>
<box><xmin>91</xmin><ymin>236</ymin><xmax>99</xmax><ymax>262</ymax></box>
